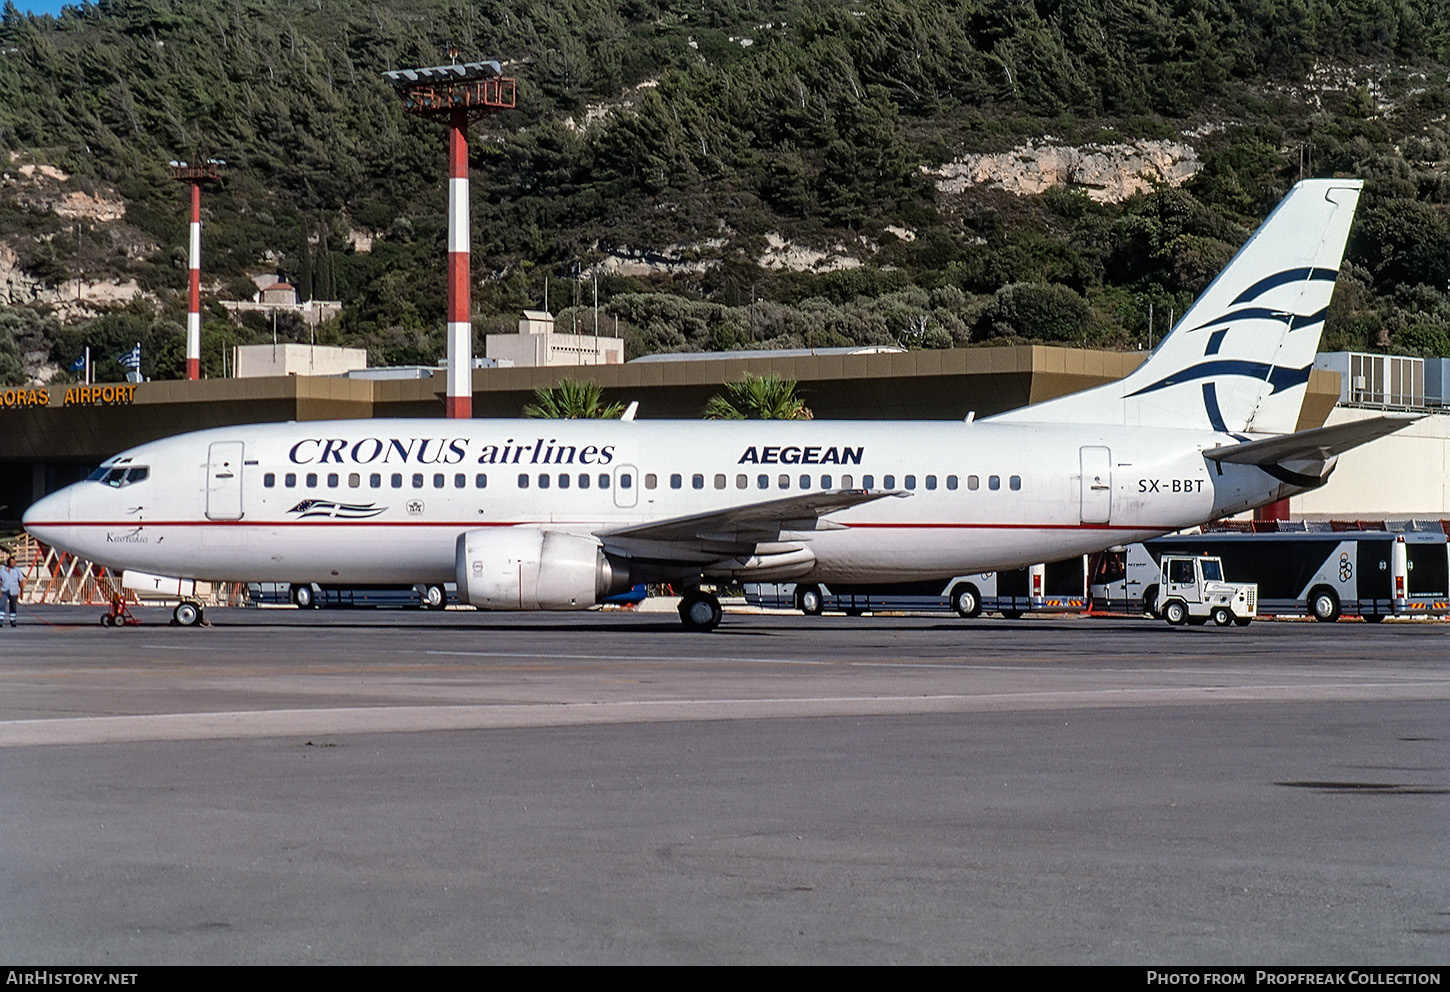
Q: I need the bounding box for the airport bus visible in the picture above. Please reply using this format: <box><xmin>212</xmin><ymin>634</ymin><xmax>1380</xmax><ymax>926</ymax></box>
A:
<box><xmin>744</xmin><ymin>559</ymin><xmax>1090</xmax><ymax>618</ymax></box>
<box><xmin>1090</xmin><ymin>530</ymin><xmax>1450</xmax><ymax>622</ymax></box>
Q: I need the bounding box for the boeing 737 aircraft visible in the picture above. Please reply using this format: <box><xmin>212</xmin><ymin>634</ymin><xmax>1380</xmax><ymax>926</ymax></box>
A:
<box><xmin>23</xmin><ymin>178</ymin><xmax>1417</xmax><ymax>630</ymax></box>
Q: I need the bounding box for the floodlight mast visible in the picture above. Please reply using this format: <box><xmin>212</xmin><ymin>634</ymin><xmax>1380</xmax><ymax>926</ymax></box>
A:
<box><xmin>383</xmin><ymin>61</ymin><xmax>516</xmax><ymax>418</ymax></box>
<box><xmin>169</xmin><ymin>160</ymin><xmax>224</xmax><ymax>380</ymax></box>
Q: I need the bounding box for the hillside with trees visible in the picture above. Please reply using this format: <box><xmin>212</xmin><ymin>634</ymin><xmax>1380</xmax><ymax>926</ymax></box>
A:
<box><xmin>1</xmin><ymin>0</ymin><xmax>1450</xmax><ymax>386</ymax></box>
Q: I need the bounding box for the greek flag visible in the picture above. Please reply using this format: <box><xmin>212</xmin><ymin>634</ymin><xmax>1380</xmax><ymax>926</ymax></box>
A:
<box><xmin>118</xmin><ymin>343</ymin><xmax>141</xmax><ymax>370</ymax></box>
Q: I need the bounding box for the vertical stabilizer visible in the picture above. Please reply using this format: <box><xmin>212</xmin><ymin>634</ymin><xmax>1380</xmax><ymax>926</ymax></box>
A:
<box><xmin>991</xmin><ymin>179</ymin><xmax>1363</xmax><ymax>434</ymax></box>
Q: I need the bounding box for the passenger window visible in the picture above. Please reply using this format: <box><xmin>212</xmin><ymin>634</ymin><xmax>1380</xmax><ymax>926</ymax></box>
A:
<box><xmin>758</xmin><ymin>475</ymin><xmax>768</xmax><ymax>490</ymax></box>
<box><xmin>391</xmin><ymin>473</ymin><xmax>403</xmax><ymax>489</ymax></box>
<box><xmin>645</xmin><ymin>474</ymin><xmax>657</xmax><ymax>489</ymax></box>
<box><xmin>925</xmin><ymin>475</ymin><xmax>936</xmax><ymax>490</ymax></box>
<box><xmin>693</xmin><ymin>474</ymin><xmax>705</xmax><ymax>490</ymax></box>
<box><xmin>947</xmin><ymin>475</ymin><xmax>958</xmax><ymax>491</ymax></box>
<box><xmin>476</xmin><ymin>474</ymin><xmax>488</xmax><ymax>488</ymax></box>
<box><xmin>327</xmin><ymin>473</ymin><xmax>339</xmax><ymax>488</ymax></box>
<box><xmin>433</xmin><ymin>473</ymin><xmax>444</xmax><ymax>488</ymax></box>
<box><xmin>578</xmin><ymin>473</ymin><xmax>589</xmax><ymax>490</ymax></box>
<box><xmin>264</xmin><ymin>472</ymin><xmax>275</xmax><ymax>488</ymax></box>
<box><xmin>285</xmin><ymin>473</ymin><xmax>296</xmax><ymax>488</ymax></box>
<box><xmin>306</xmin><ymin>473</ymin><xmax>318</xmax><ymax>487</ymax></box>
<box><xmin>518</xmin><ymin>473</ymin><xmax>529</xmax><ymax>488</ymax></box>
<box><xmin>1010</xmin><ymin>475</ymin><xmax>1021</xmax><ymax>491</ymax></box>
<box><xmin>714</xmin><ymin>474</ymin><xmax>726</xmax><ymax>489</ymax></box>
<box><xmin>454</xmin><ymin>474</ymin><xmax>466</xmax><ymax>488</ymax></box>
<box><xmin>863</xmin><ymin>475</ymin><xmax>875</xmax><ymax>489</ymax></box>
<box><xmin>989</xmin><ymin>475</ymin><xmax>1000</xmax><ymax>491</ymax></box>
<box><xmin>905</xmin><ymin>475</ymin><xmax>916</xmax><ymax>489</ymax></box>
<box><xmin>821</xmin><ymin>475</ymin><xmax>832</xmax><ymax>489</ymax></box>
<box><xmin>618</xmin><ymin>473</ymin><xmax>630</xmax><ymax>489</ymax></box>
<box><xmin>736</xmin><ymin>474</ymin><xmax>748</xmax><ymax>489</ymax></box>
<box><xmin>967</xmin><ymin>475</ymin><xmax>978</xmax><ymax>491</ymax></box>
<box><xmin>412</xmin><ymin>473</ymin><xmax>424</xmax><ymax>489</ymax></box>
<box><xmin>348</xmin><ymin>473</ymin><xmax>360</xmax><ymax>488</ymax></box>
<box><xmin>799</xmin><ymin>474</ymin><xmax>810</xmax><ymax>489</ymax></box>
<box><xmin>370</xmin><ymin>473</ymin><xmax>382</xmax><ymax>488</ymax></box>
<box><xmin>670</xmin><ymin>474</ymin><xmax>682</xmax><ymax>490</ymax></box>
<box><xmin>778</xmin><ymin>474</ymin><xmax>789</xmax><ymax>489</ymax></box>
<box><xmin>883</xmin><ymin>475</ymin><xmax>896</xmax><ymax>489</ymax></box>
<box><xmin>841</xmin><ymin>475</ymin><xmax>853</xmax><ymax>489</ymax></box>
<box><xmin>600</xmin><ymin>473</ymin><xmax>612</xmax><ymax>489</ymax></box>
<box><xmin>539</xmin><ymin>474</ymin><xmax>550</xmax><ymax>489</ymax></box>
<box><xmin>558</xmin><ymin>473</ymin><xmax>570</xmax><ymax>489</ymax></box>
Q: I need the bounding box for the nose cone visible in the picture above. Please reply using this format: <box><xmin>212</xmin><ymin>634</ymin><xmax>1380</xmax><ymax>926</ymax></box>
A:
<box><xmin>22</xmin><ymin>486</ymin><xmax>73</xmax><ymax>547</ymax></box>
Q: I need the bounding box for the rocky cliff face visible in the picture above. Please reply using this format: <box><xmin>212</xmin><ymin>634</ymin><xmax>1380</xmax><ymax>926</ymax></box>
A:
<box><xmin>0</xmin><ymin>157</ymin><xmax>156</xmax><ymax>320</ymax></box>
<box><xmin>927</xmin><ymin>139</ymin><xmax>1200</xmax><ymax>203</ymax></box>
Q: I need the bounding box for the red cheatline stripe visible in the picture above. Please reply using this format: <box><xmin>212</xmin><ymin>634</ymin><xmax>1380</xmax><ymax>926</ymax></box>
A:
<box><xmin>27</xmin><ymin>520</ymin><xmax>1164</xmax><ymax>531</ymax></box>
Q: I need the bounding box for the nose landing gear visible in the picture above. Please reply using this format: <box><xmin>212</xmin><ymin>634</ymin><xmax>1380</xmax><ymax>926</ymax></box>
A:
<box><xmin>171</xmin><ymin>601</ymin><xmax>205</xmax><ymax>626</ymax></box>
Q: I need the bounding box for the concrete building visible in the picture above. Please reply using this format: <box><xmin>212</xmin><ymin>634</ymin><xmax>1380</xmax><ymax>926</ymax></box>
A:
<box><xmin>485</xmin><ymin>310</ymin><xmax>625</xmax><ymax>367</ymax></box>
<box><xmin>220</xmin><ymin>276</ymin><xmax>343</xmax><ymax>329</ymax></box>
<box><xmin>233</xmin><ymin>343</ymin><xmax>368</xmax><ymax>378</ymax></box>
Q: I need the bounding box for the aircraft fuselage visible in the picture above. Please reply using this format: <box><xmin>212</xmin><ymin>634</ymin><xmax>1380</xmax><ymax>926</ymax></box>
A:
<box><xmin>23</xmin><ymin>417</ymin><xmax>1296</xmax><ymax>586</ymax></box>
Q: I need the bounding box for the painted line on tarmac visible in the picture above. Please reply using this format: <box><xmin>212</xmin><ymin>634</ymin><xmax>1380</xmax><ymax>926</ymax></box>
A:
<box><xmin>1</xmin><ymin>679</ymin><xmax>1449</xmax><ymax>747</ymax></box>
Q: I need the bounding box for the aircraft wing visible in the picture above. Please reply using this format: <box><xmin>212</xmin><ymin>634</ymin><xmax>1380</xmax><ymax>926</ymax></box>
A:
<box><xmin>597</xmin><ymin>489</ymin><xmax>906</xmax><ymax>560</ymax></box>
<box><xmin>1203</xmin><ymin>414</ymin><xmax>1421</xmax><ymax>465</ymax></box>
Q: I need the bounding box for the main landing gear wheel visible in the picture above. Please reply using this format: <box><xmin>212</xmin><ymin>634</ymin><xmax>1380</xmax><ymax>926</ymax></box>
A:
<box><xmin>796</xmin><ymin>584</ymin><xmax>823</xmax><ymax>616</ymax></box>
<box><xmin>951</xmin><ymin>583</ymin><xmax>982</xmax><ymax>619</ymax></box>
<box><xmin>172</xmin><ymin>602</ymin><xmax>202</xmax><ymax>627</ymax></box>
<box><xmin>420</xmin><ymin>584</ymin><xmax>445</xmax><ymax>610</ymax></box>
<box><xmin>678</xmin><ymin>590</ymin><xmax>723</xmax><ymax>632</ymax></box>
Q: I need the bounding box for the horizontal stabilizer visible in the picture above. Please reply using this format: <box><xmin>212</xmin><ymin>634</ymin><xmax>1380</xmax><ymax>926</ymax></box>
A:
<box><xmin>1203</xmin><ymin>414</ymin><xmax>1420</xmax><ymax>465</ymax></box>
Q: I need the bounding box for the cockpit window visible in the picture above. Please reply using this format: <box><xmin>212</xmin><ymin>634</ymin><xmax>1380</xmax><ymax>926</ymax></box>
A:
<box><xmin>90</xmin><ymin>465</ymin><xmax>149</xmax><ymax>488</ymax></box>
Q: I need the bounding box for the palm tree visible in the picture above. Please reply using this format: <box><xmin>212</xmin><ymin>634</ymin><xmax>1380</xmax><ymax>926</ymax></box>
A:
<box><xmin>523</xmin><ymin>379</ymin><xmax>626</xmax><ymax>419</ymax></box>
<box><xmin>703</xmin><ymin>373</ymin><xmax>813</xmax><ymax>420</ymax></box>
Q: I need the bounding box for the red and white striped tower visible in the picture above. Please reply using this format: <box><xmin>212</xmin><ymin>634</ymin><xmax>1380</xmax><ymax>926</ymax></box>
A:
<box><xmin>186</xmin><ymin>179</ymin><xmax>201</xmax><ymax>380</ymax></box>
<box><xmin>384</xmin><ymin>61</ymin><xmax>515</xmax><ymax>419</ymax></box>
<box><xmin>169</xmin><ymin>160</ymin><xmax>222</xmax><ymax>380</ymax></box>
<box><xmin>445</xmin><ymin>108</ymin><xmax>471</xmax><ymax>418</ymax></box>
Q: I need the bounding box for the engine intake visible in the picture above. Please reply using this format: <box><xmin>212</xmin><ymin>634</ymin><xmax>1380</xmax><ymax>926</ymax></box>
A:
<box><xmin>455</xmin><ymin>528</ymin><xmax>630</xmax><ymax>610</ymax></box>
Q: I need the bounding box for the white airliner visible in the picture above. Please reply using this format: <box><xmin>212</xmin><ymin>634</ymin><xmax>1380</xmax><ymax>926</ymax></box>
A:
<box><xmin>23</xmin><ymin>178</ymin><xmax>1416</xmax><ymax>629</ymax></box>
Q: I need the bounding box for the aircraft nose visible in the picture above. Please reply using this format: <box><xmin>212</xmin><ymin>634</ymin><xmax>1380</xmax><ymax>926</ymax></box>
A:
<box><xmin>22</xmin><ymin>486</ymin><xmax>72</xmax><ymax>544</ymax></box>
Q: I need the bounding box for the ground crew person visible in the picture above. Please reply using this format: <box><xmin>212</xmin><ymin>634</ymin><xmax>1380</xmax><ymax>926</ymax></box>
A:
<box><xmin>0</xmin><ymin>553</ymin><xmax>22</xmax><ymax>627</ymax></box>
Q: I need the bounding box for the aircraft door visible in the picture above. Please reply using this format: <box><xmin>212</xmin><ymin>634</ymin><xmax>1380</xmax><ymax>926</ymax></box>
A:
<box><xmin>613</xmin><ymin>464</ymin><xmax>638</xmax><ymax>509</ymax></box>
<box><xmin>1080</xmin><ymin>446</ymin><xmax>1111</xmax><ymax>524</ymax></box>
<box><xmin>206</xmin><ymin>441</ymin><xmax>245</xmax><ymax>520</ymax></box>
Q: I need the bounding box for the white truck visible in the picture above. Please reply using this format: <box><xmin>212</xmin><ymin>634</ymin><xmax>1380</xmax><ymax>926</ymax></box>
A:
<box><xmin>1154</xmin><ymin>554</ymin><xmax>1258</xmax><ymax>627</ymax></box>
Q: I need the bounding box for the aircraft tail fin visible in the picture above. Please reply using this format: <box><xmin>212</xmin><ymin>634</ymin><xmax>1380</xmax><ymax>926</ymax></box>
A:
<box><xmin>991</xmin><ymin>178</ymin><xmax>1364</xmax><ymax>434</ymax></box>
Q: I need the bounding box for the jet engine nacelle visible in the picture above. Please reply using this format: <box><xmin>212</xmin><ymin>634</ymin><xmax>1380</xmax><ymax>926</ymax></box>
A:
<box><xmin>455</xmin><ymin>528</ymin><xmax>631</xmax><ymax>610</ymax></box>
